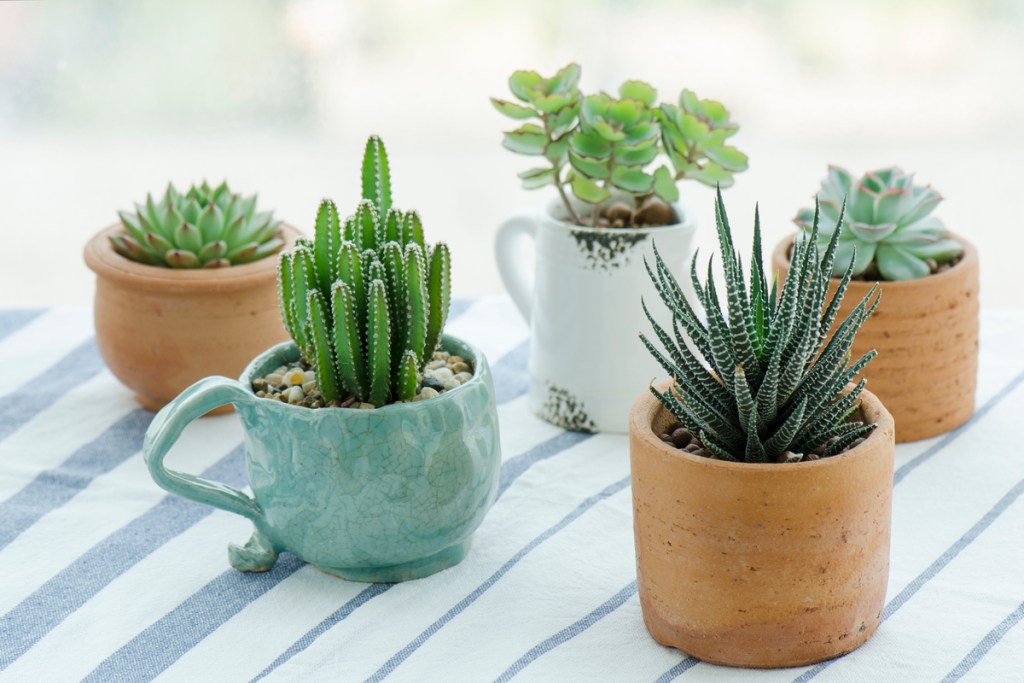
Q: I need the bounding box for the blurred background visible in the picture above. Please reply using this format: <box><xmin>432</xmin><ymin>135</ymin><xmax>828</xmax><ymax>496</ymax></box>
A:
<box><xmin>1</xmin><ymin>0</ymin><xmax>1022</xmax><ymax>307</ymax></box>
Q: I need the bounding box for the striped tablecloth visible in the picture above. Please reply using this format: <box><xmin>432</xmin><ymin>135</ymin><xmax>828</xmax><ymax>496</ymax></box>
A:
<box><xmin>0</xmin><ymin>300</ymin><xmax>1022</xmax><ymax>682</ymax></box>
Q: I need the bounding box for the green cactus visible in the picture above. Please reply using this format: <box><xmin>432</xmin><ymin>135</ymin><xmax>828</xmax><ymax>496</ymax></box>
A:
<box><xmin>277</xmin><ymin>136</ymin><xmax>451</xmax><ymax>407</ymax></box>
<box><xmin>493</xmin><ymin>63</ymin><xmax>748</xmax><ymax>227</ymax></box>
<box><xmin>112</xmin><ymin>181</ymin><xmax>284</xmax><ymax>268</ymax></box>
<box><xmin>640</xmin><ymin>189</ymin><xmax>878</xmax><ymax>463</ymax></box>
<box><xmin>794</xmin><ymin>166</ymin><xmax>963</xmax><ymax>281</ymax></box>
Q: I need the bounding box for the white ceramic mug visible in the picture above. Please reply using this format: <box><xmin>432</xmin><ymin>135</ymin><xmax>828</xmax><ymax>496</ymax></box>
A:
<box><xmin>495</xmin><ymin>198</ymin><xmax>697</xmax><ymax>433</ymax></box>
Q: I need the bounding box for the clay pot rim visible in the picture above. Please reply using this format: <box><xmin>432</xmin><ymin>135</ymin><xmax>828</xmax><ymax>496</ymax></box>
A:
<box><xmin>771</xmin><ymin>231</ymin><xmax>978</xmax><ymax>290</ymax></box>
<box><xmin>238</xmin><ymin>333</ymin><xmax>489</xmax><ymax>415</ymax></box>
<box><xmin>630</xmin><ymin>378</ymin><xmax>894</xmax><ymax>472</ymax></box>
<box><xmin>84</xmin><ymin>223</ymin><xmax>304</xmax><ymax>292</ymax></box>
<box><xmin>542</xmin><ymin>196</ymin><xmax>696</xmax><ymax>236</ymax></box>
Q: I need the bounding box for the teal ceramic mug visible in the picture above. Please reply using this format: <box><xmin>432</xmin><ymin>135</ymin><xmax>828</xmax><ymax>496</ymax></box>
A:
<box><xmin>143</xmin><ymin>334</ymin><xmax>501</xmax><ymax>583</ymax></box>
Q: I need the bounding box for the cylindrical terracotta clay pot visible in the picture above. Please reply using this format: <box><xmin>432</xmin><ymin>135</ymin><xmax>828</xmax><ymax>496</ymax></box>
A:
<box><xmin>772</xmin><ymin>234</ymin><xmax>979</xmax><ymax>443</ymax></box>
<box><xmin>84</xmin><ymin>224</ymin><xmax>301</xmax><ymax>412</ymax></box>
<box><xmin>629</xmin><ymin>380</ymin><xmax>895</xmax><ymax>668</ymax></box>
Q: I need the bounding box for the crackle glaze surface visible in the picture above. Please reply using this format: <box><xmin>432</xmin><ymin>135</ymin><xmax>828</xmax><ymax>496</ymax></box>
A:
<box><xmin>496</xmin><ymin>198</ymin><xmax>697</xmax><ymax>433</ymax></box>
<box><xmin>143</xmin><ymin>334</ymin><xmax>501</xmax><ymax>582</ymax></box>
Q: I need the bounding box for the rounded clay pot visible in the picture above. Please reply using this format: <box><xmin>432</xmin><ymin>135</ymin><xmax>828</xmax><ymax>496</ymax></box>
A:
<box><xmin>629</xmin><ymin>380</ymin><xmax>895</xmax><ymax>668</ymax></box>
<box><xmin>84</xmin><ymin>224</ymin><xmax>301</xmax><ymax>412</ymax></box>
<box><xmin>772</xmin><ymin>234</ymin><xmax>979</xmax><ymax>443</ymax></box>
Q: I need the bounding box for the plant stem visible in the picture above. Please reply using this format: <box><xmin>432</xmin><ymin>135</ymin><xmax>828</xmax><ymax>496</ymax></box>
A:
<box><xmin>594</xmin><ymin>142</ymin><xmax>616</xmax><ymax>229</ymax></box>
<box><xmin>554</xmin><ymin>169</ymin><xmax>582</xmax><ymax>225</ymax></box>
<box><xmin>543</xmin><ymin>113</ymin><xmax>582</xmax><ymax>225</ymax></box>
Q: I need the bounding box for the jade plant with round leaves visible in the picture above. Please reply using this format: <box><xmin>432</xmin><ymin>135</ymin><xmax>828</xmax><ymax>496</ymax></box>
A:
<box><xmin>112</xmin><ymin>181</ymin><xmax>284</xmax><ymax>268</ymax></box>
<box><xmin>794</xmin><ymin>166</ymin><xmax>963</xmax><ymax>281</ymax></box>
<box><xmin>492</xmin><ymin>63</ymin><xmax>748</xmax><ymax>227</ymax></box>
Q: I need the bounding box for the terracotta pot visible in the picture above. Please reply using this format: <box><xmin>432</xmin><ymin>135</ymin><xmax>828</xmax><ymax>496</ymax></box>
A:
<box><xmin>772</xmin><ymin>234</ymin><xmax>979</xmax><ymax>442</ymax></box>
<box><xmin>629</xmin><ymin>380</ymin><xmax>895</xmax><ymax>668</ymax></box>
<box><xmin>84</xmin><ymin>224</ymin><xmax>301</xmax><ymax>412</ymax></box>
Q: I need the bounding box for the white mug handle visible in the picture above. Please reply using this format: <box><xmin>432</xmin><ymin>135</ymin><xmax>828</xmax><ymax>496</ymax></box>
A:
<box><xmin>495</xmin><ymin>210</ymin><xmax>538</xmax><ymax>321</ymax></box>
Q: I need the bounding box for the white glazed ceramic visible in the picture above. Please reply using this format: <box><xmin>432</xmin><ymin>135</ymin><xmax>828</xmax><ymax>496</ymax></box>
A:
<box><xmin>495</xmin><ymin>198</ymin><xmax>697</xmax><ymax>433</ymax></box>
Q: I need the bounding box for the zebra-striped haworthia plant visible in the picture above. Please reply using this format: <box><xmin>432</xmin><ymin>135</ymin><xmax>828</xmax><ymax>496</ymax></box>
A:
<box><xmin>113</xmin><ymin>181</ymin><xmax>284</xmax><ymax>268</ymax></box>
<box><xmin>277</xmin><ymin>136</ymin><xmax>451</xmax><ymax>407</ymax></box>
<box><xmin>640</xmin><ymin>189</ymin><xmax>880</xmax><ymax>463</ymax></box>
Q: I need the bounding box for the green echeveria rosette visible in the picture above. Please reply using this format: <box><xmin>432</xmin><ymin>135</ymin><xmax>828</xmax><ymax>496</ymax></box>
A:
<box><xmin>112</xmin><ymin>181</ymin><xmax>284</xmax><ymax>269</ymax></box>
<box><xmin>794</xmin><ymin>166</ymin><xmax>963</xmax><ymax>281</ymax></box>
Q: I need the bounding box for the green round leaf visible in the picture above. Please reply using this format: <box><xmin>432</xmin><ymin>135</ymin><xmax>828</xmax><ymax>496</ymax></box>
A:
<box><xmin>619</xmin><ymin>80</ymin><xmax>657</xmax><ymax>107</ymax></box>
<box><xmin>570</xmin><ymin>174</ymin><xmax>611</xmax><ymax>205</ymax></box>
<box><xmin>491</xmin><ymin>98</ymin><xmax>536</xmax><ymax>120</ymax></box>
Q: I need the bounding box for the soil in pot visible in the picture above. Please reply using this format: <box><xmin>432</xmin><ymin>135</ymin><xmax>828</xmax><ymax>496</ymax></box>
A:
<box><xmin>577</xmin><ymin>195</ymin><xmax>678</xmax><ymax>229</ymax></box>
<box><xmin>772</xmin><ymin>235</ymin><xmax>979</xmax><ymax>443</ymax></box>
<box><xmin>252</xmin><ymin>350</ymin><xmax>476</xmax><ymax>409</ymax></box>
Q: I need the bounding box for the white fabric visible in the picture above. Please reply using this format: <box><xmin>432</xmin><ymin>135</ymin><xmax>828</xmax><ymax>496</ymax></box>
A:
<box><xmin>0</xmin><ymin>300</ymin><xmax>1021</xmax><ymax>682</ymax></box>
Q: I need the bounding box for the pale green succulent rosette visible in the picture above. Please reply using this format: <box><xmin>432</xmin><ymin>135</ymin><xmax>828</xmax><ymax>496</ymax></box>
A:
<box><xmin>795</xmin><ymin>166</ymin><xmax>963</xmax><ymax>281</ymax></box>
<box><xmin>112</xmin><ymin>181</ymin><xmax>284</xmax><ymax>269</ymax></box>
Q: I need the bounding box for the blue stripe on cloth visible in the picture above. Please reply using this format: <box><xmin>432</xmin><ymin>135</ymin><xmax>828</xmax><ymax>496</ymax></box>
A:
<box><xmin>493</xmin><ymin>580</ymin><xmax>638</xmax><ymax>682</ymax></box>
<box><xmin>792</xmin><ymin>476</ymin><xmax>1024</xmax><ymax>682</ymax></box>
<box><xmin>893</xmin><ymin>367</ymin><xmax>1024</xmax><ymax>486</ymax></box>
<box><xmin>364</xmin><ymin>475</ymin><xmax>632</xmax><ymax>683</ymax></box>
<box><xmin>249</xmin><ymin>583</ymin><xmax>395</xmax><ymax>683</ymax></box>
<box><xmin>496</xmin><ymin>431</ymin><xmax>592</xmax><ymax>501</ymax></box>
<box><xmin>492</xmin><ymin>340</ymin><xmax>529</xmax><ymax>405</ymax></box>
<box><xmin>15</xmin><ymin>302</ymin><xmax>479</xmax><ymax>677</ymax></box>
<box><xmin>942</xmin><ymin>599</ymin><xmax>1024</xmax><ymax>682</ymax></box>
<box><xmin>0</xmin><ymin>408</ymin><xmax>152</xmax><ymax>552</ymax></box>
<box><xmin>243</xmin><ymin>424</ymin><xmax>593</xmax><ymax>681</ymax></box>
<box><xmin>0</xmin><ymin>338</ymin><xmax>106</xmax><ymax>442</ymax></box>
<box><xmin>654</xmin><ymin>657</ymin><xmax>700</xmax><ymax>683</ymax></box>
<box><xmin>0</xmin><ymin>445</ymin><xmax>246</xmax><ymax>670</ymax></box>
<box><xmin>83</xmin><ymin>554</ymin><xmax>307</xmax><ymax>682</ymax></box>
<box><xmin>0</xmin><ymin>309</ymin><xmax>45</xmax><ymax>344</ymax></box>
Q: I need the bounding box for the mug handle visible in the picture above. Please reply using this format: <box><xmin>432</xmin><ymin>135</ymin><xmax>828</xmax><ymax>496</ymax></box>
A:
<box><xmin>495</xmin><ymin>210</ymin><xmax>538</xmax><ymax>321</ymax></box>
<box><xmin>143</xmin><ymin>376</ymin><xmax>262</xmax><ymax>522</ymax></box>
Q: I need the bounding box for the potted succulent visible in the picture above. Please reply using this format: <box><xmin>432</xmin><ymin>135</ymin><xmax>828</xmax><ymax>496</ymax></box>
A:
<box><xmin>142</xmin><ymin>137</ymin><xmax>501</xmax><ymax>582</ymax></box>
<box><xmin>629</xmin><ymin>192</ymin><xmax>895</xmax><ymax>667</ymax></box>
<box><xmin>83</xmin><ymin>181</ymin><xmax>299</xmax><ymax>412</ymax></box>
<box><xmin>492</xmin><ymin>63</ymin><xmax>748</xmax><ymax>433</ymax></box>
<box><xmin>775</xmin><ymin>166</ymin><xmax>978</xmax><ymax>441</ymax></box>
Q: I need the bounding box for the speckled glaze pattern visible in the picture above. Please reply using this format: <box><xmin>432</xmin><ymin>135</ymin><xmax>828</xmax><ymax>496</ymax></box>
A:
<box><xmin>773</xmin><ymin>234</ymin><xmax>979</xmax><ymax>442</ymax></box>
<box><xmin>629</xmin><ymin>380</ymin><xmax>895</xmax><ymax>668</ymax></box>
<box><xmin>495</xmin><ymin>198</ymin><xmax>698</xmax><ymax>433</ymax></box>
<box><xmin>143</xmin><ymin>334</ymin><xmax>501</xmax><ymax>583</ymax></box>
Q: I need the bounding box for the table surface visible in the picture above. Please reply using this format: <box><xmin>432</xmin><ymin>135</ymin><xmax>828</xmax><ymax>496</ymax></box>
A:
<box><xmin>0</xmin><ymin>300</ymin><xmax>1022</xmax><ymax>683</ymax></box>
